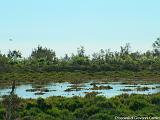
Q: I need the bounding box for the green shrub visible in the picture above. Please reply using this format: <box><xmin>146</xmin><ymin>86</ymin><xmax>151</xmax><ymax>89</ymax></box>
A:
<box><xmin>0</xmin><ymin>108</ymin><xmax>5</xmax><ymax>120</ymax></box>
<box><xmin>129</xmin><ymin>100</ymin><xmax>147</xmax><ymax>111</ymax></box>
<box><xmin>151</xmin><ymin>95</ymin><xmax>160</xmax><ymax>105</ymax></box>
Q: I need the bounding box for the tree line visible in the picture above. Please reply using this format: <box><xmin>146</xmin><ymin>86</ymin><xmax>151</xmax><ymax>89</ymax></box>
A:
<box><xmin>1</xmin><ymin>38</ymin><xmax>160</xmax><ymax>73</ymax></box>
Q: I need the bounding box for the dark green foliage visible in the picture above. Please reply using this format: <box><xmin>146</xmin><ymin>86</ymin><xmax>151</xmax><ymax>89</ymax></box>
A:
<box><xmin>129</xmin><ymin>100</ymin><xmax>147</xmax><ymax>111</ymax></box>
<box><xmin>151</xmin><ymin>96</ymin><xmax>160</xmax><ymax>105</ymax></box>
<box><xmin>0</xmin><ymin>93</ymin><xmax>160</xmax><ymax>120</ymax></box>
<box><xmin>96</xmin><ymin>100</ymin><xmax>116</xmax><ymax>110</ymax></box>
<box><xmin>0</xmin><ymin>108</ymin><xmax>5</xmax><ymax>120</ymax></box>
<box><xmin>36</xmin><ymin>98</ymin><xmax>46</xmax><ymax>109</ymax></box>
<box><xmin>30</xmin><ymin>45</ymin><xmax>56</xmax><ymax>63</ymax></box>
<box><xmin>7</xmin><ymin>50</ymin><xmax>22</xmax><ymax>60</ymax></box>
<box><xmin>91</xmin><ymin>85</ymin><xmax>113</xmax><ymax>90</ymax></box>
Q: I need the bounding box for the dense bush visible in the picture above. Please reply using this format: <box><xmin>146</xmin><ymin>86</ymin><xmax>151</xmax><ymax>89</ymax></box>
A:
<box><xmin>0</xmin><ymin>93</ymin><xmax>160</xmax><ymax>120</ymax></box>
<box><xmin>129</xmin><ymin>100</ymin><xmax>148</xmax><ymax>111</ymax></box>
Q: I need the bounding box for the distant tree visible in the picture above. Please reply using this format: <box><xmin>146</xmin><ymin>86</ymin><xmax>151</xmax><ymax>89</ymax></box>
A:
<box><xmin>71</xmin><ymin>55</ymin><xmax>90</xmax><ymax>66</ymax></box>
<box><xmin>99</xmin><ymin>49</ymin><xmax>105</xmax><ymax>60</ymax></box>
<box><xmin>70</xmin><ymin>47</ymin><xmax>90</xmax><ymax>66</ymax></box>
<box><xmin>144</xmin><ymin>50</ymin><xmax>153</xmax><ymax>58</ymax></box>
<box><xmin>120</xmin><ymin>43</ymin><xmax>131</xmax><ymax>57</ymax></box>
<box><xmin>30</xmin><ymin>45</ymin><xmax>56</xmax><ymax>63</ymax></box>
<box><xmin>77</xmin><ymin>46</ymin><xmax>85</xmax><ymax>57</ymax></box>
<box><xmin>153</xmin><ymin>38</ymin><xmax>160</xmax><ymax>56</ymax></box>
<box><xmin>105</xmin><ymin>49</ymin><xmax>113</xmax><ymax>60</ymax></box>
<box><xmin>0</xmin><ymin>52</ymin><xmax>11</xmax><ymax>72</ymax></box>
<box><xmin>130</xmin><ymin>51</ymin><xmax>141</xmax><ymax>60</ymax></box>
<box><xmin>7</xmin><ymin>50</ymin><xmax>22</xmax><ymax>60</ymax></box>
<box><xmin>92</xmin><ymin>52</ymin><xmax>99</xmax><ymax>61</ymax></box>
<box><xmin>63</xmin><ymin>54</ymin><xmax>70</xmax><ymax>61</ymax></box>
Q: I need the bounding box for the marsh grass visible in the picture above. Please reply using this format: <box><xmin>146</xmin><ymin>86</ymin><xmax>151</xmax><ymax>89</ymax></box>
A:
<box><xmin>1</xmin><ymin>71</ymin><xmax>160</xmax><ymax>88</ymax></box>
<box><xmin>91</xmin><ymin>85</ymin><xmax>113</xmax><ymax>90</ymax></box>
<box><xmin>136</xmin><ymin>87</ymin><xmax>150</xmax><ymax>91</ymax></box>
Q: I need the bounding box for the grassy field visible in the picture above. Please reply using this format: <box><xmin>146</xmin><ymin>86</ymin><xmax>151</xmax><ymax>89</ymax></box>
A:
<box><xmin>0</xmin><ymin>71</ymin><xmax>160</xmax><ymax>87</ymax></box>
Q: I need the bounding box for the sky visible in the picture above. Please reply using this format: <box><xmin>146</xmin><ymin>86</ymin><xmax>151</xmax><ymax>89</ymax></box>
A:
<box><xmin>0</xmin><ymin>0</ymin><xmax>160</xmax><ymax>57</ymax></box>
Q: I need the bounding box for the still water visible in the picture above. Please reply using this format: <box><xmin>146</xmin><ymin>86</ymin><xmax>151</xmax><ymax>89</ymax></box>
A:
<box><xmin>0</xmin><ymin>81</ymin><xmax>160</xmax><ymax>99</ymax></box>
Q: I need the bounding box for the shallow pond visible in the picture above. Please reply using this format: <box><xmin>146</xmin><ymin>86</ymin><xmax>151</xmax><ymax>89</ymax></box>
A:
<box><xmin>0</xmin><ymin>81</ymin><xmax>160</xmax><ymax>99</ymax></box>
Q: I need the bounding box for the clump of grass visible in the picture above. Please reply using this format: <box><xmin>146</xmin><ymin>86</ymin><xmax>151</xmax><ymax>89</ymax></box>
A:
<box><xmin>34</xmin><ymin>92</ymin><xmax>45</xmax><ymax>95</ymax></box>
<box><xmin>26</xmin><ymin>88</ymin><xmax>50</xmax><ymax>92</ymax></box>
<box><xmin>65</xmin><ymin>87</ymin><xmax>83</xmax><ymax>92</ymax></box>
<box><xmin>90</xmin><ymin>82</ymin><xmax>101</xmax><ymax>86</ymax></box>
<box><xmin>156</xmin><ymin>86</ymin><xmax>160</xmax><ymax>88</ymax></box>
<box><xmin>91</xmin><ymin>85</ymin><xmax>113</xmax><ymax>90</ymax></box>
<box><xmin>85</xmin><ymin>91</ymin><xmax>100</xmax><ymax>98</ymax></box>
<box><xmin>32</xmin><ymin>85</ymin><xmax>45</xmax><ymax>89</ymax></box>
<box><xmin>26</xmin><ymin>89</ymin><xmax>38</xmax><ymax>92</ymax></box>
<box><xmin>120</xmin><ymin>88</ymin><xmax>132</xmax><ymax>92</ymax></box>
<box><xmin>125</xmin><ymin>85</ymin><xmax>140</xmax><ymax>87</ymax></box>
<box><xmin>69</xmin><ymin>84</ymin><xmax>86</xmax><ymax>88</ymax></box>
<box><xmin>136</xmin><ymin>86</ymin><xmax>150</xmax><ymax>91</ymax></box>
<box><xmin>121</xmin><ymin>81</ymin><xmax>138</xmax><ymax>85</ymax></box>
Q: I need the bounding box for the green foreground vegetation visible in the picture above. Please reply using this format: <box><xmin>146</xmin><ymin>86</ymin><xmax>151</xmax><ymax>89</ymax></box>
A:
<box><xmin>0</xmin><ymin>93</ymin><xmax>160</xmax><ymax>120</ymax></box>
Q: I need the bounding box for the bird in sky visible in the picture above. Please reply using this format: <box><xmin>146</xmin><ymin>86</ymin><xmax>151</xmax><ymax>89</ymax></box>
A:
<box><xmin>9</xmin><ymin>39</ymin><xmax>13</xmax><ymax>41</ymax></box>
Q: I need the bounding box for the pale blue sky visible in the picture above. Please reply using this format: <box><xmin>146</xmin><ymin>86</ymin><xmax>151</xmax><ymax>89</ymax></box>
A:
<box><xmin>0</xmin><ymin>0</ymin><xmax>160</xmax><ymax>57</ymax></box>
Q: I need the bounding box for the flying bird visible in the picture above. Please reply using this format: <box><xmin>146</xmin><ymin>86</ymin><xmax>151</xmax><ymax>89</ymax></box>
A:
<box><xmin>9</xmin><ymin>39</ymin><xmax>13</xmax><ymax>41</ymax></box>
